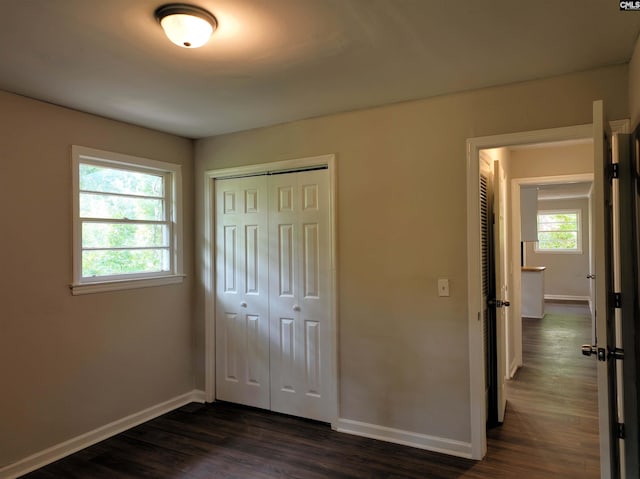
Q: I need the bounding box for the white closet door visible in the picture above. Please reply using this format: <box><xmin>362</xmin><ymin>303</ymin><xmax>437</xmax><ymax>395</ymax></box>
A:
<box><xmin>215</xmin><ymin>176</ymin><xmax>270</xmax><ymax>409</ymax></box>
<box><xmin>268</xmin><ymin>169</ymin><xmax>333</xmax><ymax>422</ymax></box>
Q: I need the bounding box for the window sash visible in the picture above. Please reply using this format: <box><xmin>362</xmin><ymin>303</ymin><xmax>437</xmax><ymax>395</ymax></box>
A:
<box><xmin>81</xmin><ymin>220</ymin><xmax>171</xmax><ymax>249</ymax></box>
<box><xmin>79</xmin><ymin>160</ymin><xmax>165</xmax><ymax>197</ymax></box>
<box><xmin>535</xmin><ymin>210</ymin><xmax>581</xmax><ymax>252</ymax></box>
<box><xmin>72</xmin><ymin>146</ymin><xmax>183</xmax><ymax>292</ymax></box>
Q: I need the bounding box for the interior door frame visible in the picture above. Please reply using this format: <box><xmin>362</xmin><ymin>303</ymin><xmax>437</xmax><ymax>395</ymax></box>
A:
<box><xmin>203</xmin><ymin>154</ymin><xmax>339</xmax><ymax>426</ymax></box>
<box><xmin>466</xmin><ymin>121</ymin><xmax>627</xmax><ymax>460</ymax></box>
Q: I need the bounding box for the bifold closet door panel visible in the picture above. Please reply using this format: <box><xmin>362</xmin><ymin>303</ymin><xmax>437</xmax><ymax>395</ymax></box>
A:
<box><xmin>215</xmin><ymin>176</ymin><xmax>271</xmax><ymax>409</ymax></box>
<box><xmin>268</xmin><ymin>170</ymin><xmax>333</xmax><ymax>422</ymax></box>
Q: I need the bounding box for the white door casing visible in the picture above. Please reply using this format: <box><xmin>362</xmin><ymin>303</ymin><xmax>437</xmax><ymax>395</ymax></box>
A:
<box><xmin>468</xmin><ymin>122</ymin><xmax>598</xmax><ymax>460</ymax></box>
<box><xmin>467</xmin><ymin>110</ymin><xmax>627</xmax><ymax>464</ymax></box>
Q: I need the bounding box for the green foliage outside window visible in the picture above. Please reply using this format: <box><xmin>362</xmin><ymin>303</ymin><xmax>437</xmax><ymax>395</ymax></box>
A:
<box><xmin>537</xmin><ymin>212</ymin><xmax>579</xmax><ymax>251</ymax></box>
<box><xmin>79</xmin><ymin>164</ymin><xmax>170</xmax><ymax>278</ymax></box>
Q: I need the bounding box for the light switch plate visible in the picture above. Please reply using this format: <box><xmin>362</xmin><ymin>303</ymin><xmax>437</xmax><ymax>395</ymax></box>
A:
<box><xmin>438</xmin><ymin>278</ymin><xmax>450</xmax><ymax>297</ymax></box>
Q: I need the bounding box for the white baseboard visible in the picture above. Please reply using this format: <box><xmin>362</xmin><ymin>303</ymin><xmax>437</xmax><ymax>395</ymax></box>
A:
<box><xmin>508</xmin><ymin>359</ymin><xmax>520</xmax><ymax>379</ymax></box>
<box><xmin>505</xmin><ymin>358</ymin><xmax>522</xmax><ymax>380</ymax></box>
<box><xmin>0</xmin><ymin>389</ymin><xmax>206</xmax><ymax>479</ymax></box>
<box><xmin>544</xmin><ymin>294</ymin><xmax>590</xmax><ymax>302</ymax></box>
<box><xmin>335</xmin><ymin>418</ymin><xmax>473</xmax><ymax>459</ymax></box>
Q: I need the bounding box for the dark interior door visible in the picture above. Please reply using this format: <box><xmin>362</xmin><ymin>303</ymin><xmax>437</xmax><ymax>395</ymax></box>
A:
<box><xmin>603</xmin><ymin>126</ymin><xmax>621</xmax><ymax>479</ymax></box>
<box><xmin>618</xmin><ymin>131</ymin><xmax>640</xmax><ymax>477</ymax></box>
<box><xmin>481</xmin><ymin>171</ymin><xmax>499</xmax><ymax>428</ymax></box>
<box><xmin>600</xmin><ymin>130</ymin><xmax>640</xmax><ymax>478</ymax></box>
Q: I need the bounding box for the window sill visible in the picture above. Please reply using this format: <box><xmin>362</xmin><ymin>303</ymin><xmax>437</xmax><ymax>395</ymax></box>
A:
<box><xmin>534</xmin><ymin>249</ymin><xmax>583</xmax><ymax>255</ymax></box>
<box><xmin>70</xmin><ymin>274</ymin><xmax>185</xmax><ymax>295</ymax></box>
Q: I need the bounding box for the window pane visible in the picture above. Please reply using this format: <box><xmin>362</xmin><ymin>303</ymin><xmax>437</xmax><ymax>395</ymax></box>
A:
<box><xmin>539</xmin><ymin>213</ymin><xmax>577</xmax><ymax>225</ymax></box>
<box><xmin>80</xmin><ymin>193</ymin><xmax>164</xmax><ymax>220</ymax></box>
<box><xmin>80</xmin><ymin>164</ymin><xmax>164</xmax><ymax>197</ymax></box>
<box><xmin>82</xmin><ymin>249</ymin><xmax>169</xmax><ymax>277</ymax></box>
<box><xmin>537</xmin><ymin>211</ymin><xmax>579</xmax><ymax>251</ymax></box>
<box><xmin>538</xmin><ymin>222</ymin><xmax>557</xmax><ymax>232</ymax></box>
<box><xmin>538</xmin><ymin>231</ymin><xmax>577</xmax><ymax>250</ymax></box>
<box><xmin>538</xmin><ymin>221</ymin><xmax>577</xmax><ymax>232</ymax></box>
<box><xmin>82</xmin><ymin>223</ymin><xmax>168</xmax><ymax>248</ymax></box>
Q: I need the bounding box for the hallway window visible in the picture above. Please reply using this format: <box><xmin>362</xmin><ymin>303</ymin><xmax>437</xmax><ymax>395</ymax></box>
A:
<box><xmin>71</xmin><ymin>146</ymin><xmax>184</xmax><ymax>294</ymax></box>
<box><xmin>535</xmin><ymin>209</ymin><xmax>581</xmax><ymax>253</ymax></box>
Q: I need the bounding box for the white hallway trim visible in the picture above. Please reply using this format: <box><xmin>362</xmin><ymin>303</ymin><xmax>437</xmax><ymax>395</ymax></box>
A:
<box><xmin>335</xmin><ymin>418</ymin><xmax>473</xmax><ymax>459</ymax></box>
<box><xmin>544</xmin><ymin>294</ymin><xmax>591</xmax><ymax>302</ymax></box>
<box><xmin>0</xmin><ymin>390</ymin><xmax>206</xmax><ymax>479</ymax></box>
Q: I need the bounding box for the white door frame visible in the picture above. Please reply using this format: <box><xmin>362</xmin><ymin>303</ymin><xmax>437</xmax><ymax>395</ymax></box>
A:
<box><xmin>203</xmin><ymin>154</ymin><xmax>339</xmax><ymax>425</ymax></box>
<box><xmin>467</xmin><ymin>124</ymin><xmax>593</xmax><ymax>459</ymax></box>
<box><xmin>467</xmin><ymin>121</ymin><xmax>629</xmax><ymax>460</ymax></box>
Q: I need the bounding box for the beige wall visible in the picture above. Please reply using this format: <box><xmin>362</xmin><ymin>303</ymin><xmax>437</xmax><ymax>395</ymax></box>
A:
<box><xmin>194</xmin><ymin>65</ymin><xmax>628</xmax><ymax>444</ymax></box>
<box><xmin>525</xmin><ymin>198</ymin><xmax>591</xmax><ymax>298</ymax></box>
<box><xmin>0</xmin><ymin>91</ymin><xmax>195</xmax><ymax>467</ymax></box>
<box><xmin>510</xmin><ymin>142</ymin><xmax>594</xmax><ymax>179</ymax></box>
<box><xmin>629</xmin><ymin>35</ymin><xmax>640</xmax><ymax>129</ymax></box>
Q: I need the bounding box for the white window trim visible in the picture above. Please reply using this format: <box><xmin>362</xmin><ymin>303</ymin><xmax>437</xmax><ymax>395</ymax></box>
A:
<box><xmin>71</xmin><ymin>146</ymin><xmax>184</xmax><ymax>295</ymax></box>
<box><xmin>534</xmin><ymin>208</ymin><xmax>582</xmax><ymax>254</ymax></box>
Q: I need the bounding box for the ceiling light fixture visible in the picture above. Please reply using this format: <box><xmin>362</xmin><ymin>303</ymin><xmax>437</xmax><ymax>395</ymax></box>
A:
<box><xmin>155</xmin><ymin>4</ymin><xmax>217</xmax><ymax>48</ymax></box>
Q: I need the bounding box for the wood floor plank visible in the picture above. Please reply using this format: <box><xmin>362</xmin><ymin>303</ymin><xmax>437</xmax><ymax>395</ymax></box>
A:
<box><xmin>22</xmin><ymin>303</ymin><xmax>599</xmax><ymax>478</ymax></box>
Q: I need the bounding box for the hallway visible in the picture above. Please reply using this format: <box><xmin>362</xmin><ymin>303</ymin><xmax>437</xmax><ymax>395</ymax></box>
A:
<box><xmin>479</xmin><ymin>301</ymin><xmax>599</xmax><ymax>477</ymax></box>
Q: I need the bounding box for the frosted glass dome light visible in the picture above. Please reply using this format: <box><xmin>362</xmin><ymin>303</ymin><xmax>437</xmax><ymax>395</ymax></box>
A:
<box><xmin>155</xmin><ymin>4</ymin><xmax>217</xmax><ymax>49</ymax></box>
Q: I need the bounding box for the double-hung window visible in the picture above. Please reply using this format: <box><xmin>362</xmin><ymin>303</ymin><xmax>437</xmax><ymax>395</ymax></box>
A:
<box><xmin>535</xmin><ymin>209</ymin><xmax>581</xmax><ymax>253</ymax></box>
<box><xmin>71</xmin><ymin>146</ymin><xmax>183</xmax><ymax>294</ymax></box>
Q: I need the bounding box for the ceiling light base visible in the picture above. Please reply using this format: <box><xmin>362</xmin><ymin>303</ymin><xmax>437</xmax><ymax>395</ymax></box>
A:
<box><xmin>155</xmin><ymin>4</ymin><xmax>217</xmax><ymax>48</ymax></box>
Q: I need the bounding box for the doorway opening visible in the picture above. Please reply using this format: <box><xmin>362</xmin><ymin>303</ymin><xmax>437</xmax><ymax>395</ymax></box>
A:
<box><xmin>468</xmin><ymin>106</ymin><xmax>631</xmax><ymax>477</ymax></box>
<box><xmin>466</xmin><ymin>123</ymin><xmax>598</xmax><ymax>460</ymax></box>
<box><xmin>479</xmin><ymin>141</ymin><xmax>596</xmax><ymax>434</ymax></box>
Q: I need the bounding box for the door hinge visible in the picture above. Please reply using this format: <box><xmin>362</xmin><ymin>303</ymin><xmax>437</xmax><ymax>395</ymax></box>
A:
<box><xmin>610</xmin><ymin>292</ymin><xmax>622</xmax><ymax>309</ymax></box>
<box><xmin>608</xmin><ymin>163</ymin><xmax>619</xmax><ymax>180</ymax></box>
<box><xmin>616</xmin><ymin>422</ymin><xmax>625</xmax><ymax>439</ymax></box>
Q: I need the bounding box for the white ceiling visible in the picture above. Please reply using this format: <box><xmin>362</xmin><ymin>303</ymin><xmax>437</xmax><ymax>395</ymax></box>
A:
<box><xmin>2</xmin><ymin>0</ymin><xmax>640</xmax><ymax>139</ymax></box>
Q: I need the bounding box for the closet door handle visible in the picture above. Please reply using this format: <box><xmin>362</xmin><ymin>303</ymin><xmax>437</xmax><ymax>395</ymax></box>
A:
<box><xmin>240</xmin><ymin>301</ymin><xmax>247</xmax><ymax>308</ymax></box>
<box><xmin>293</xmin><ymin>304</ymin><xmax>301</xmax><ymax>312</ymax></box>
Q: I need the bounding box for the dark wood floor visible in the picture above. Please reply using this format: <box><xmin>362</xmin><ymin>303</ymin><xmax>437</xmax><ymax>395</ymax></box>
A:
<box><xmin>481</xmin><ymin>303</ymin><xmax>600</xmax><ymax>478</ymax></box>
<box><xmin>23</xmin><ymin>304</ymin><xmax>598</xmax><ymax>478</ymax></box>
